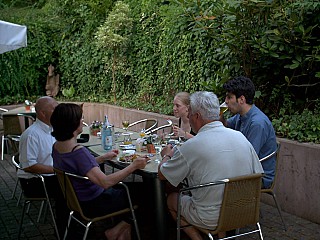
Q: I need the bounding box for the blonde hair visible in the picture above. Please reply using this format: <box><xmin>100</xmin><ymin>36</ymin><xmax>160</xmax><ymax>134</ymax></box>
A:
<box><xmin>175</xmin><ymin>92</ymin><xmax>190</xmax><ymax>107</ymax></box>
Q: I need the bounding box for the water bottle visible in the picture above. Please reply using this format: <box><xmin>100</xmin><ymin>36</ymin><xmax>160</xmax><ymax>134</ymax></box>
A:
<box><xmin>101</xmin><ymin>115</ymin><xmax>113</xmax><ymax>151</ymax></box>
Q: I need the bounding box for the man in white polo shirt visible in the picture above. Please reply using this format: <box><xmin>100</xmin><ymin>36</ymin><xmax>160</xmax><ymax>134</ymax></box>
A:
<box><xmin>17</xmin><ymin>96</ymin><xmax>67</xmax><ymax>237</ymax></box>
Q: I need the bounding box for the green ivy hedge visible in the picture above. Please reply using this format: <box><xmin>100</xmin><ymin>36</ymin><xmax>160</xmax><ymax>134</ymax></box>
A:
<box><xmin>0</xmin><ymin>0</ymin><xmax>319</xmax><ymax>143</ymax></box>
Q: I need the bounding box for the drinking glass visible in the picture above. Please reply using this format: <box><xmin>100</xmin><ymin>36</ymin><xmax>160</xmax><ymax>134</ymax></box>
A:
<box><xmin>178</xmin><ymin>131</ymin><xmax>187</xmax><ymax>143</ymax></box>
<box><xmin>163</xmin><ymin>131</ymin><xmax>171</xmax><ymax>144</ymax></box>
<box><xmin>152</xmin><ymin>134</ymin><xmax>161</xmax><ymax>146</ymax></box>
<box><xmin>122</xmin><ymin>120</ymin><xmax>129</xmax><ymax>132</ymax></box>
<box><xmin>139</xmin><ymin>129</ymin><xmax>146</xmax><ymax>138</ymax></box>
<box><xmin>220</xmin><ymin>102</ymin><xmax>228</xmax><ymax>115</ymax></box>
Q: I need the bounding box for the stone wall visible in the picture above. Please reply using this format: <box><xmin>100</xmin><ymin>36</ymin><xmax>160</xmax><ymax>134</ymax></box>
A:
<box><xmin>264</xmin><ymin>138</ymin><xmax>320</xmax><ymax>224</ymax></box>
<box><xmin>81</xmin><ymin>102</ymin><xmax>178</xmax><ymax>132</ymax></box>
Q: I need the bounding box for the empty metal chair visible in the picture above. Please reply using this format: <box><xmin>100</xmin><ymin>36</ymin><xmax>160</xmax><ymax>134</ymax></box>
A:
<box><xmin>0</xmin><ymin>107</ymin><xmax>9</xmax><ymax>129</ymax></box>
<box><xmin>54</xmin><ymin>168</ymin><xmax>141</xmax><ymax>240</ymax></box>
<box><xmin>260</xmin><ymin>142</ymin><xmax>286</xmax><ymax>231</ymax></box>
<box><xmin>177</xmin><ymin>173</ymin><xmax>264</xmax><ymax>240</ymax></box>
<box><xmin>145</xmin><ymin>119</ymin><xmax>173</xmax><ymax>135</ymax></box>
<box><xmin>1</xmin><ymin>114</ymin><xmax>35</xmax><ymax>160</ymax></box>
<box><xmin>128</xmin><ymin>118</ymin><xmax>158</xmax><ymax>133</ymax></box>
<box><xmin>7</xmin><ymin>135</ymin><xmax>22</xmax><ymax>203</ymax></box>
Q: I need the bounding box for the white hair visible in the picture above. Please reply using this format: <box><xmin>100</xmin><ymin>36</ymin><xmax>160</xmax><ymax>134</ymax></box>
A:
<box><xmin>190</xmin><ymin>91</ymin><xmax>220</xmax><ymax>121</ymax></box>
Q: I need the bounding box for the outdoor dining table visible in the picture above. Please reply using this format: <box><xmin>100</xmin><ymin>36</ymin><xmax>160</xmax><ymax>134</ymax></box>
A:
<box><xmin>87</xmin><ymin>129</ymin><xmax>169</xmax><ymax>240</ymax></box>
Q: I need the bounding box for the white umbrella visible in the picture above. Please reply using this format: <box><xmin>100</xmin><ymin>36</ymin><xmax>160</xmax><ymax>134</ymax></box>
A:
<box><xmin>0</xmin><ymin>20</ymin><xmax>27</xmax><ymax>54</ymax></box>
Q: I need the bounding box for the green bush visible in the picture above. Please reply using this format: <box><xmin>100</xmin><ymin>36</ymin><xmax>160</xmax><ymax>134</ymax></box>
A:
<box><xmin>272</xmin><ymin>97</ymin><xmax>320</xmax><ymax>143</ymax></box>
<box><xmin>0</xmin><ymin>0</ymin><xmax>319</xmax><ymax>144</ymax></box>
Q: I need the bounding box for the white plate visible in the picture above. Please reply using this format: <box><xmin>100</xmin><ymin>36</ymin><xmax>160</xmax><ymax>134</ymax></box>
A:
<box><xmin>121</xmin><ymin>132</ymin><xmax>133</xmax><ymax>136</ymax></box>
<box><xmin>119</xmin><ymin>144</ymin><xmax>136</xmax><ymax>150</ymax></box>
<box><xmin>117</xmin><ymin>157</ymin><xmax>132</xmax><ymax>164</ymax></box>
<box><xmin>116</xmin><ymin>157</ymin><xmax>151</xmax><ymax>164</ymax></box>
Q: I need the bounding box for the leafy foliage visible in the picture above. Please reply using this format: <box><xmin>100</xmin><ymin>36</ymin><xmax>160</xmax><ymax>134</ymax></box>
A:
<box><xmin>0</xmin><ymin>0</ymin><xmax>319</xmax><ymax>143</ymax></box>
<box><xmin>95</xmin><ymin>1</ymin><xmax>133</xmax><ymax>103</ymax></box>
<box><xmin>272</xmin><ymin>97</ymin><xmax>320</xmax><ymax>143</ymax></box>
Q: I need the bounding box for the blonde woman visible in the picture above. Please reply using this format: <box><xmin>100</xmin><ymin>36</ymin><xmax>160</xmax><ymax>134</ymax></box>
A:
<box><xmin>172</xmin><ymin>92</ymin><xmax>195</xmax><ymax>140</ymax></box>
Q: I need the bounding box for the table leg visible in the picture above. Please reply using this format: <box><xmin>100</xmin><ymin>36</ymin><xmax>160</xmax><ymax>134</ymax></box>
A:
<box><xmin>143</xmin><ymin>177</ymin><xmax>168</xmax><ymax>240</ymax></box>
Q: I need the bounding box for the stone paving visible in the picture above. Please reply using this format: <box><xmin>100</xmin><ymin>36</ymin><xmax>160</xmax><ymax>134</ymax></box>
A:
<box><xmin>1</xmin><ymin>149</ymin><xmax>320</xmax><ymax>240</ymax></box>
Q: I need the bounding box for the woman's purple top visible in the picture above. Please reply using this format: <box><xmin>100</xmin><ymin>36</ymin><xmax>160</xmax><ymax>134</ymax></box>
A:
<box><xmin>52</xmin><ymin>147</ymin><xmax>104</xmax><ymax>201</ymax></box>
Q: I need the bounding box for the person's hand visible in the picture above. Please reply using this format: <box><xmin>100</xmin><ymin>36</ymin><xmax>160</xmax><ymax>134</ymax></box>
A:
<box><xmin>173</xmin><ymin>125</ymin><xmax>186</xmax><ymax>138</ymax></box>
<box><xmin>103</xmin><ymin>149</ymin><xmax>119</xmax><ymax>160</ymax></box>
<box><xmin>131</xmin><ymin>155</ymin><xmax>150</xmax><ymax>169</ymax></box>
<box><xmin>220</xmin><ymin>113</ymin><xmax>227</xmax><ymax>126</ymax></box>
<box><xmin>161</xmin><ymin>144</ymin><xmax>174</xmax><ymax>158</ymax></box>
<box><xmin>172</xmin><ymin>125</ymin><xmax>180</xmax><ymax>136</ymax></box>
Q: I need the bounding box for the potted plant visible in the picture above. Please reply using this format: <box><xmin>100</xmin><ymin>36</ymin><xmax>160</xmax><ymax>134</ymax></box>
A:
<box><xmin>90</xmin><ymin>120</ymin><xmax>102</xmax><ymax>136</ymax></box>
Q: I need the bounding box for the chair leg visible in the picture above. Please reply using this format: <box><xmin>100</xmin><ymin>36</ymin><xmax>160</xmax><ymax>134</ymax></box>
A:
<box><xmin>18</xmin><ymin>201</ymin><xmax>29</xmax><ymax>239</ymax></box>
<box><xmin>208</xmin><ymin>233</ymin><xmax>214</xmax><ymax>240</ymax></box>
<box><xmin>1</xmin><ymin>135</ymin><xmax>5</xmax><ymax>160</ymax></box>
<box><xmin>63</xmin><ymin>212</ymin><xmax>73</xmax><ymax>240</ymax></box>
<box><xmin>257</xmin><ymin>222</ymin><xmax>264</xmax><ymax>240</ymax></box>
<box><xmin>83</xmin><ymin>223</ymin><xmax>92</xmax><ymax>240</ymax></box>
<box><xmin>17</xmin><ymin>191</ymin><xmax>22</xmax><ymax>206</ymax></box>
<box><xmin>37</xmin><ymin>201</ymin><xmax>45</xmax><ymax>222</ymax></box>
<box><xmin>11</xmin><ymin>178</ymin><xmax>19</xmax><ymax>199</ymax></box>
<box><xmin>46</xmin><ymin>198</ymin><xmax>60</xmax><ymax>240</ymax></box>
<box><xmin>271</xmin><ymin>192</ymin><xmax>287</xmax><ymax>231</ymax></box>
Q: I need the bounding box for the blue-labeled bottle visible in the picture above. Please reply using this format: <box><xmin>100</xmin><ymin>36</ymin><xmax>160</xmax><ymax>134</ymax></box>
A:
<box><xmin>101</xmin><ymin>115</ymin><xmax>113</xmax><ymax>151</ymax></box>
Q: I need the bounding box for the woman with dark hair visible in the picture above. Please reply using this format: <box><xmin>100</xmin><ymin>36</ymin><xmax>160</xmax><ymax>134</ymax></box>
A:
<box><xmin>51</xmin><ymin>103</ymin><xmax>149</xmax><ymax>240</ymax></box>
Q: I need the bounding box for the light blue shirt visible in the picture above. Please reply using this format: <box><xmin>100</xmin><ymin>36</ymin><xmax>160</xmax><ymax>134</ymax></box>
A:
<box><xmin>227</xmin><ymin>105</ymin><xmax>277</xmax><ymax>188</ymax></box>
<box><xmin>17</xmin><ymin>119</ymin><xmax>56</xmax><ymax>178</ymax></box>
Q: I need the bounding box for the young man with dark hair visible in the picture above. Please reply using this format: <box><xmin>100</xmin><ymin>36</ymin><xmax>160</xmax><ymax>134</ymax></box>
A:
<box><xmin>221</xmin><ymin>76</ymin><xmax>277</xmax><ymax>188</ymax></box>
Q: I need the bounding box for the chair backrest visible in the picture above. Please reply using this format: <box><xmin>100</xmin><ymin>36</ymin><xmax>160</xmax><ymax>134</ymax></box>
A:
<box><xmin>7</xmin><ymin>135</ymin><xmax>20</xmax><ymax>156</ymax></box>
<box><xmin>260</xmin><ymin>142</ymin><xmax>281</xmax><ymax>190</ymax></box>
<box><xmin>54</xmin><ymin>168</ymin><xmax>89</xmax><ymax>220</ymax></box>
<box><xmin>215</xmin><ymin>173</ymin><xmax>263</xmax><ymax>233</ymax></box>
<box><xmin>3</xmin><ymin>114</ymin><xmax>35</xmax><ymax>135</ymax></box>
<box><xmin>128</xmin><ymin>118</ymin><xmax>158</xmax><ymax>133</ymax></box>
<box><xmin>0</xmin><ymin>107</ymin><xmax>9</xmax><ymax>119</ymax></box>
<box><xmin>145</xmin><ymin>119</ymin><xmax>173</xmax><ymax>134</ymax></box>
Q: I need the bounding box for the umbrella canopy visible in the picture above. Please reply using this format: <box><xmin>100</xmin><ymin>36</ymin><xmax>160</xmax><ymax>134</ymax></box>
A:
<box><xmin>0</xmin><ymin>20</ymin><xmax>27</xmax><ymax>54</ymax></box>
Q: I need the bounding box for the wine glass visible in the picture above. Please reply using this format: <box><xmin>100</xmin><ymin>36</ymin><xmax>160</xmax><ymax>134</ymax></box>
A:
<box><xmin>152</xmin><ymin>134</ymin><xmax>162</xmax><ymax>154</ymax></box>
<box><xmin>122</xmin><ymin>120</ymin><xmax>129</xmax><ymax>132</ymax></box>
<box><xmin>220</xmin><ymin>102</ymin><xmax>228</xmax><ymax>115</ymax></box>
<box><xmin>139</xmin><ymin>129</ymin><xmax>146</xmax><ymax>138</ymax></box>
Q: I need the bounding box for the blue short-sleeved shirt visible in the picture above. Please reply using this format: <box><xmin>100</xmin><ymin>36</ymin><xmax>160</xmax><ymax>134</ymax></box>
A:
<box><xmin>227</xmin><ymin>105</ymin><xmax>277</xmax><ymax>188</ymax></box>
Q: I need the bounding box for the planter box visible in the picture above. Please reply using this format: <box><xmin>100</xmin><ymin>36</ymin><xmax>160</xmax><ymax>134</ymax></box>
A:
<box><xmin>262</xmin><ymin>138</ymin><xmax>320</xmax><ymax>224</ymax></box>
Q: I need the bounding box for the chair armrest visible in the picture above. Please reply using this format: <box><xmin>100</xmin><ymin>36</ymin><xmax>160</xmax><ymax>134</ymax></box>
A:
<box><xmin>145</xmin><ymin>119</ymin><xmax>173</xmax><ymax>134</ymax></box>
<box><xmin>179</xmin><ymin>179</ymin><xmax>229</xmax><ymax>194</ymax></box>
<box><xmin>17</xmin><ymin>113</ymin><xmax>36</xmax><ymax>122</ymax></box>
<box><xmin>128</xmin><ymin>119</ymin><xmax>148</xmax><ymax>128</ymax></box>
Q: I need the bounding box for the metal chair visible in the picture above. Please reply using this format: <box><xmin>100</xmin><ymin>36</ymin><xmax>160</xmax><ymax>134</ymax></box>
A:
<box><xmin>260</xmin><ymin>142</ymin><xmax>287</xmax><ymax>231</ymax></box>
<box><xmin>145</xmin><ymin>119</ymin><xmax>173</xmax><ymax>135</ymax></box>
<box><xmin>177</xmin><ymin>173</ymin><xmax>264</xmax><ymax>240</ymax></box>
<box><xmin>1</xmin><ymin>113</ymin><xmax>35</xmax><ymax>160</ymax></box>
<box><xmin>12</xmin><ymin>155</ymin><xmax>60</xmax><ymax>240</ymax></box>
<box><xmin>0</xmin><ymin>107</ymin><xmax>9</xmax><ymax>128</ymax></box>
<box><xmin>54</xmin><ymin>168</ymin><xmax>141</xmax><ymax>240</ymax></box>
<box><xmin>128</xmin><ymin>118</ymin><xmax>158</xmax><ymax>133</ymax></box>
<box><xmin>7</xmin><ymin>135</ymin><xmax>23</xmax><ymax>204</ymax></box>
